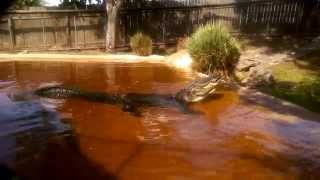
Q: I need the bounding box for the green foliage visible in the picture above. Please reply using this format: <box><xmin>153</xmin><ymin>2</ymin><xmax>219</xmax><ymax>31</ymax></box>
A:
<box><xmin>13</xmin><ymin>0</ymin><xmax>42</xmax><ymax>9</ymax></box>
<box><xmin>59</xmin><ymin>0</ymin><xmax>86</xmax><ymax>8</ymax></box>
<box><xmin>130</xmin><ymin>33</ymin><xmax>153</xmax><ymax>56</ymax></box>
<box><xmin>187</xmin><ymin>23</ymin><xmax>240</xmax><ymax>76</ymax></box>
<box><xmin>58</xmin><ymin>0</ymin><xmax>104</xmax><ymax>9</ymax></box>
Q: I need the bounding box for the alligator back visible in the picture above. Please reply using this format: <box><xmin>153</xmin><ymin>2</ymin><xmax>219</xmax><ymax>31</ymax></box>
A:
<box><xmin>35</xmin><ymin>86</ymin><xmax>123</xmax><ymax>105</ymax></box>
<box><xmin>34</xmin><ymin>86</ymin><xmax>83</xmax><ymax>99</ymax></box>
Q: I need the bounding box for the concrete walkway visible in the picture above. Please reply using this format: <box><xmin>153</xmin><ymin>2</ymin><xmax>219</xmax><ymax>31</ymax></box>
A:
<box><xmin>0</xmin><ymin>53</ymin><xmax>166</xmax><ymax>63</ymax></box>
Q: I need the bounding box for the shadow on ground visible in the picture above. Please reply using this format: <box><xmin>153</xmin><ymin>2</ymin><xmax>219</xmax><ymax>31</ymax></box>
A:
<box><xmin>238</xmin><ymin>35</ymin><xmax>315</xmax><ymax>55</ymax></box>
<box><xmin>239</xmin><ymin>88</ymin><xmax>320</xmax><ymax>122</ymax></box>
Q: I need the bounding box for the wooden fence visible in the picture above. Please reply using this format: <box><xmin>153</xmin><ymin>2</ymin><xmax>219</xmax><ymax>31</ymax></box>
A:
<box><xmin>0</xmin><ymin>0</ymin><xmax>319</xmax><ymax>51</ymax></box>
<box><xmin>0</xmin><ymin>10</ymin><xmax>106</xmax><ymax>51</ymax></box>
<box><xmin>117</xmin><ymin>0</ymin><xmax>320</xmax><ymax>47</ymax></box>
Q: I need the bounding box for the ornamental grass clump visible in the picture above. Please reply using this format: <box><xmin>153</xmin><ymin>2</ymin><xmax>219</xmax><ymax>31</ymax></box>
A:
<box><xmin>187</xmin><ymin>24</ymin><xmax>240</xmax><ymax>77</ymax></box>
<box><xmin>130</xmin><ymin>33</ymin><xmax>153</xmax><ymax>56</ymax></box>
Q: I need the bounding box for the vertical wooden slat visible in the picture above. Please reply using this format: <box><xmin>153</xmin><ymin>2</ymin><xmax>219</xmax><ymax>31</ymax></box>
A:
<box><xmin>239</xmin><ymin>5</ymin><xmax>243</xmax><ymax>30</ymax></box>
<box><xmin>284</xmin><ymin>1</ymin><xmax>288</xmax><ymax>24</ymax></box>
<box><xmin>271</xmin><ymin>1</ymin><xmax>276</xmax><ymax>24</ymax></box>
<box><xmin>275</xmin><ymin>2</ymin><xmax>279</xmax><ymax>24</ymax></box>
<box><xmin>41</xmin><ymin>19</ymin><xmax>46</xmax><ymax>47</ymax></box>
<box><xmin>289</xmin><ymin>0</ymin><xmax>293</xmax><ymax>23</ymax></box>
<box><xmin>66</xmin><ymin>15</ymin><xmax>71</xmax><ymax>48</ymax></box>
<box><xmin>253</xmin><ymin>2</ymin><xmax>257</xmax><ymax>23</ymax></box>
<box><xmin>245</xmin><ymin>3</ymin><xmax>249</xmax><ymax>25</ymax></box>
<box><xmin>123</xmin><ymin>13</ymin><xmax>128</xmax><ymax>45</ymax></box>
<box><xmin>292</xmin><ymin>0</ymin><xmax>297</xmax><ymax>24</ymax></box>
<box><xmin>288</xmin><ymin>0</ymin><xmax>293</xmax><ymax>24</ymax></box>
<box><xmin>262</xmin><ymin>3</ymin><xmax>266</xmax><ymax>23</ymax></box>
<box><xmin>278</xmin><ymin>1</ymin><xmax>282</xmax><ymax>24</ymax></box>
<box><xmin>266</xmin><ymin>2</ymin><xmax>270</xmax><ymax>24</ymax></box>
<box><xmin>54</xmin><ymin>18</ymin><xmax>58</xmax><ymax>48</ymax></box>
<box><xmin>282</xmin><ymin>1</ymin><xmax>286</xmax><ymax>24</ymax></box>
<box><xmin>8</xmin><ymin>17</ymin><xmax>15</xmax><ymax>50</ymax></box>
<box><xmin>287</xmin><ymin>0</ymin><xmax>291</xmax><ymax>24</ymax></box>
<box><xmin>256</xmin><ymin>3</ymin><xmax>260</xmax><ymax>24</ymax></box>
<box><xmin>83</xmin><ymin>17</ymin><xmax>86</xmax><ymax>48</ymax></box>
<box><xmin>162</xmin><ymin>11</ymin><xmax>165</xmax><ymax>43</ymax></box>
<box><xmin>74</xmin><ymin>15</ymin><xmax>77</xmax><ymax>48</ymax></box>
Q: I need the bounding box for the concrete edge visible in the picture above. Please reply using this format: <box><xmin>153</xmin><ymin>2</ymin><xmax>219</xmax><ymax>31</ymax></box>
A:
<box><xmin>239</xmin><ymin>87</ymin><xmax>320</xmax><ymax>120</ymax></box>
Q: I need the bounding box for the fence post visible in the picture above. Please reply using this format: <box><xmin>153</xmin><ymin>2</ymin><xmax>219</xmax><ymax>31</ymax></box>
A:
<box><xmin>8</xmin><ymin>17</ymin><xmax>15</xmax><ymax>50</ymax></box>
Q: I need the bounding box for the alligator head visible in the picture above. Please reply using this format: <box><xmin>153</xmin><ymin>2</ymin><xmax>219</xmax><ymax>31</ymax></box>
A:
<box><xmin>175</xmin><ymin>75</ymin><xmax>222</xmax><ymax>103</ymax></box>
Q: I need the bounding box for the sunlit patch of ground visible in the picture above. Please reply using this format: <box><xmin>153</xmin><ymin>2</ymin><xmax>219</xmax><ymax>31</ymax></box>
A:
<box><xmin>166</xmin><ymin>50</ymin><xmax>193</xmax><ymax>70</ymax></box>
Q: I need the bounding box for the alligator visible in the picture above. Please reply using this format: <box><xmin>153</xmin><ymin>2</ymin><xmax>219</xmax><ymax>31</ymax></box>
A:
<box><xmin>35</xmin><ymin>75</ymin><xmax>222</xmax><ymax>116</ymax></box>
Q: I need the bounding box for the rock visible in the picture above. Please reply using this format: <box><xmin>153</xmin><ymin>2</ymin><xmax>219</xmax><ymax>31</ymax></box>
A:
<box><xmin>236</xmin><ymin>58</ymin><xmax>260</xmax><ymax>72</ymax></box>
<box><xmin>0</xmin><ymin>101</ymin><xmax>45</xmax><ymax>122</ymax></box>
<box><xmin>244</xmin><ymin>68</ymin><xmax>275</xmax><ymax>88</ymax></box>
<box><xmin>235</xmin><ymin>71</ymin><xmax>248</xmax><ymax>82</ymax></box>
<box><xmin>235</xmin><ymin>36</ymin><xmax>320</xmax><ymax>88</ymax></box>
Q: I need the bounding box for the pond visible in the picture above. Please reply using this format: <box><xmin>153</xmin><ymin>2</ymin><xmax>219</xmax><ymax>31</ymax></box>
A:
<box><xmin>0</xmin><ymin>61</ymin><xmax>320</xmax><ymax>180</ymax></box>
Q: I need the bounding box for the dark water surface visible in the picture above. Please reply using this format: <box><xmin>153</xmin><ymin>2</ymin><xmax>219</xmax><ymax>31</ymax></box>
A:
<box><xmin>0</xmin><ymin>61</ymin><xmax>320</xmax><ymax>180</ymax></box>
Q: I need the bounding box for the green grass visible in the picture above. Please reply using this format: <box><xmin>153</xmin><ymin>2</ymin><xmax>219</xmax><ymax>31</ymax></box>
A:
<box><xmin>260</xmin><ymin>54</ymin><xmax>320</xmax><ymax>113</ymax></box>
<box><xmin>271</xmin><ymin>63</ymin><xmax>317</xmax><ymax>83</ymax></box>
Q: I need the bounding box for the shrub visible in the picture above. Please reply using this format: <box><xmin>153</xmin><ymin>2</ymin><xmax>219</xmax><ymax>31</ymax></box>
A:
<box><xmin>130</xmin><ymin>33</ymin><xmax>153</xmax><ymax>56</ymax></box>
<box><xmin>187</xmin><ymin>23</ymin><xmax>240</xmax><ymax>76</ymax></box>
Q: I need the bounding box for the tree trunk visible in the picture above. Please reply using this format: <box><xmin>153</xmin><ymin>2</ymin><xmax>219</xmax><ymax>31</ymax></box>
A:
<box><xmin>105</xmin><ymin>0</ymin><xmax>122</xmax><ymax>51</ymax></box>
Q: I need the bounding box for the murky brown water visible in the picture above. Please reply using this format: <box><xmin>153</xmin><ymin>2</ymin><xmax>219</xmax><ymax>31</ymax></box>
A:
<box><xmin>0</xmin><ymin>61</ymin><xmax>320</xmax><ymax>180</ymax></box>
